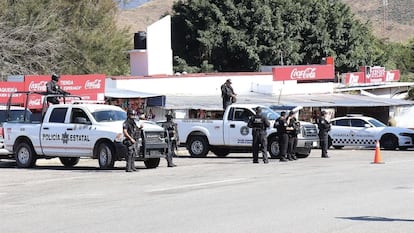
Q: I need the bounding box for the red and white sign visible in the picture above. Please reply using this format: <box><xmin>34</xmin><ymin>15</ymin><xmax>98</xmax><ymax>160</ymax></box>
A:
<box><xmin>344</xmin><ymin>72</ymin><xmax>364</xmax><ymax>85</ymax></box>
<box><xmin>272</xmin><ymin>65</ymin><xmax>334</xmax><ymax>81</ymax></box>
<box><xmin>359</xmin><ymin>66</ymin><xmax>400</xmax><ymax>83</ymax></box>
<box><xmin>24</xmin><ymin>74</ymin><xmax>105</xmax><ymax>109</ymax></box>
<box><xmin>0</xmin><ymin>82</ymin><xmax>25</xmax><ymax>104</ymax></box>
<box><xmin>385</xmin><ymin>70</ymin><xmax>400</xmax><ymax>82</ymax></box>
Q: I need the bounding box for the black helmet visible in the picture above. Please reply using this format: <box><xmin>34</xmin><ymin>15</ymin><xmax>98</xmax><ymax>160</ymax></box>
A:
<box><xmin>127</xmin><ymin>109</ymin><xmax>136</xmax><ymax>116</ymax></box>
<box><xmin>165</xmin><ymin>110</ymin><xmax>173</xmax><ymax>118</ymax></box>
<box><xmin>51</xmin><ymin>74</ymin><xmax>60</xmax><ymax>81</ymax></box>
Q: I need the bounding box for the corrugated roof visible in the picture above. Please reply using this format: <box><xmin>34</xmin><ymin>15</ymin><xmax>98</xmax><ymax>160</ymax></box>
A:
<box><xmin>165</xmin><ymin>93</ymin><xmax>414</xmax><ymax>109</ymax></box>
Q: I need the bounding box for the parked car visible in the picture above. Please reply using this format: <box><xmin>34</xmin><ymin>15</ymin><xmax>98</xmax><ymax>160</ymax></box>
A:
<box><xmin>329</xmin><ymin>115</ymin><xmax>414</xmax><ymax>150</ymax></box>
<box><xmin>0</xmin><ymin>106</ymin><xmax>32</xmax><ymax>159</ymax></box>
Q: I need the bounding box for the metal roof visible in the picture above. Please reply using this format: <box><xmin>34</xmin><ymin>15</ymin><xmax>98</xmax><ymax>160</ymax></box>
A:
<box><xmin>165</xmin><ymin>93</ymin><xmax>414</xmax><ymax>109</ymax></box>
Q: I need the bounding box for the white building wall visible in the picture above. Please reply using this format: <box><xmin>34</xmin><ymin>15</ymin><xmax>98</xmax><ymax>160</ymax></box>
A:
<box><xmin>147</xmin><ymin>16</ymin><xmax>173</xmax><ymax>76</ymax></box>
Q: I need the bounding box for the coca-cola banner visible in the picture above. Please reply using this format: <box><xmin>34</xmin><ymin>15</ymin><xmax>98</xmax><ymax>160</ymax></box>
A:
<box><xmin>0</xmin><ymin>82</ymin><xmax>25</xmax><ymax>104</ymax></box>
<box><xmin>344</xmin><ymin>72</ymin><xmax>364</xmax><ymax>85</ymax></box>
<box><xmin>385</xmin><ymin>70</ymin><xmax>400</xmax><ymax>82</ymax></box>
<box><xmin>25</xmin><ymin>74</ymin><xmax>105</xmax><ymax>109</ymax></box>
<box><xmin>272</xmin><ymin>65</ymin><xmax>334</xmax><ymax>81</ymax></box>
<box><xmin>359</xmin><ymin>66</ymin><xmax>400</xmax><ymax>83</ymax></box>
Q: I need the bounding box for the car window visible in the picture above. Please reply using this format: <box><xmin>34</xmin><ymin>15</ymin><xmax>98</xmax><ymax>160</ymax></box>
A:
<box><xmin>367</xmin><ymin>118</ymin><xmax>387</xmax><ymax>127</ymax></box>
<box><xmin>234</xmin><ymin>108</ymin><xmax>251</xmax><ymax>122</ymax></box>
<box><xmin>49</xmin><ymin>108</ymin><xmax>68</xmax><ymax>123</ymax></box>
<box><xmin>70</xmin><ymin>108</ymin><xmax>90</xmax><ymax>124</ymax></box>
<box><xmin>92</xmin><ymin>110</ymin><xmax>126</xmax><ymax>122</ymax></box>
<box><xmin>0</xmin><ymin>109</ymin><xmax>32</xmax><ymax>124</ymax></box>
<box><xmin>351</xmin><ymin>119</ymin><xmax>367</xmax><ymax>127</ymax></box>
<box><xmin>332</xmin><ymin>119</ymin><xmax>349</xmax><ymax>126</ymax></box>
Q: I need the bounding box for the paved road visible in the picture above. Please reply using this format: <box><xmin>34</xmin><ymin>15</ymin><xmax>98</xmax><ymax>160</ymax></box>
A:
<box><xmin>1</xmin><ymin>148</ymin><xmax>413</xmax><ymax>233</ymax></box>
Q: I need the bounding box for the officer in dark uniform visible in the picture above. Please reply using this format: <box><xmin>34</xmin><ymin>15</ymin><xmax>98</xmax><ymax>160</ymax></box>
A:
<box><xmin>45</xmin><ymin>74</ymin><xmax>61</xmax><ymax>104</ymax></box>
<box><xmin>286</xmin><ymin>111</ymin><xmax>299</xmax><ymax>160</ymax></box>
<box><xmin>45</xmin><ymin>73</ymin><xmax>70</xmax><ymax>104</ymax></box>
<box><xmin>317</xmin><ymin>110</ymin><xmax>331</xmax><ymax>158</ymax></box>
<box><xmin>221</xmin><ymin>79</ymin><xmax>237</xmax><ymax>110</ymax></box>
<box><xmin>123</xmin><ymin>109</ymin><xmax>142</xmax><ymax>172</ymax></box>
<box><xmin>247</xmin><ymin>106</ymin><xmax>270</xmax><ymax>164</ymax></box>
<box><xmin>161</xmin><ymin>111</ymin><xmax>177</xmax><ymax>167</ymax></box>
<box><xmin>275</xmin><ymin>111</ymin><xmax>289</xmax><ymax>162</ymax></box>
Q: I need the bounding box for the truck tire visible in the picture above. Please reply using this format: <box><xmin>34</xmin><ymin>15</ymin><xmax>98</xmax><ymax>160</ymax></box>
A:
<box><xmin>144</xmin><ymin>158</ymin><xmax>160</xmax><ymax>169</ymax></box>
<box><xmin>59</xmin><ymin>157</ymin><xmax>80</xmax><ymax>168</ymax></box>
<box><xmin>15</xmin><ymin>142</ymin><xmax>37</xmax><ymax>168</ymax></box>
<box><xmin>211</xmin><ymin>149</ymin><xmax>230</xmax><ymax>157</ymax></box>
<box><xmin>188</xmin><ymin>136</ymin><xmax>209</xmax><ymax>157</ymax></box>
<box><xmin>268</xmin><ymin>136</ymin><xmax>280</xmax><ymax>158</ymax></box>
<box><xmin>97</xmin><ymin>143</ymin><xmax>115</xmax><ymax>169</ymax></box>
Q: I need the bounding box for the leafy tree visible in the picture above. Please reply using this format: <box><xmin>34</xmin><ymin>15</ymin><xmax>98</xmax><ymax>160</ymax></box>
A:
<box><xmin>171</xmin><ymin>0</ymin><xmax>383</xmax><ymax>73</ymax></box>
<box><xmin>0</xmin><ymin>0</ymin><xmax>131</xmax><ymax>80</ymax></box>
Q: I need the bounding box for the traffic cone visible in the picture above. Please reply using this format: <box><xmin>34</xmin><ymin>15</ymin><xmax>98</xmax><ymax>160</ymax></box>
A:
<box><xmin>372</xmin><ymin>140</ymin><xmax>384</xmax><ymax>164</ymax></box>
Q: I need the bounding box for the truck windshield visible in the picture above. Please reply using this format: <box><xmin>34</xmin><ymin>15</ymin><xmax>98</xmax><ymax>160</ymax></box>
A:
<box><xmin>92</xmin><ymin>110</ymin><xmax>127</xmax><ymax>122</ymax></box>
<box><xmin>256</xmin><ymin>107</ymin><xmax>280</xmax><ymax>120</ymax></box>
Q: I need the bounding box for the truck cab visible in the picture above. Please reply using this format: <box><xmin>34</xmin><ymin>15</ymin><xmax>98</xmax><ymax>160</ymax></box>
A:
<box><xmin>174</xmin><ymin>104</ymin><xmax>318</xmax><ymax>158</ymax></box>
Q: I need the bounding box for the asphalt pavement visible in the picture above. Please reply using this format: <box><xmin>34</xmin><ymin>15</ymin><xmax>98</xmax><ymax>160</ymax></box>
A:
<box><xmin>0</xmin><ymin>147</ymin><xmax>413</xmax><ymax>233</ymax></box>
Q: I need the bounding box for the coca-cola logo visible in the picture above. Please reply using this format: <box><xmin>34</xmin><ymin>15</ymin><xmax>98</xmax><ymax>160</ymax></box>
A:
<box><xmin>290</xmin><ymin>68</ymin><xmax>317</xmax><ymax>79</ymax></box>
<box><xmin>28</xmin><ymin>98</ymin><xmax>41</xmax><ymax>106</ymax></box>
<box><xmin>85</xmin><ymin>79</ymin><xmax>101</xmax><ymax>89</ymax></box>
<box><xmin>28</xmin><ymin>81</ymin><xmax>47</xmax><ymax>91</ymax></box>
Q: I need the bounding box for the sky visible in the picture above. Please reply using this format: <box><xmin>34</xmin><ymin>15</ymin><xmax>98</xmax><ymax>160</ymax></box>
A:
<box><xmin>118</xmin><ymin>0</ymin><xmax>149</xmax><ymax>9</ymax></box>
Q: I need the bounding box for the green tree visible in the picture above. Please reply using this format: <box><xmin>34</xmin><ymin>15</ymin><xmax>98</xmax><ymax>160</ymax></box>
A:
<box><xmin>0</xmin><ymin>0</ymin><xmax>131</xmax><ymax>80</ymax></box>
<box><xmin>171</xmin><ymin>0</ymin><xmax>383</xmax><ymax>73</ymax></box>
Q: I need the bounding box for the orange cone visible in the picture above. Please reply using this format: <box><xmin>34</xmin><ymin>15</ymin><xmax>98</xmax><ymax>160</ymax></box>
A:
<box><xmin>372</xmin><ymin>140</ymin><xmax>384</xmax><ymax>164</ymax></box>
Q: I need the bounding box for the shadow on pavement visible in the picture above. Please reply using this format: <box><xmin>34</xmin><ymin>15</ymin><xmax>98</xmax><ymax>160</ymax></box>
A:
<box><xmin>337</xmin><ymin>216</ymin><xmax>414</xmax><ymax>222</ymax></box>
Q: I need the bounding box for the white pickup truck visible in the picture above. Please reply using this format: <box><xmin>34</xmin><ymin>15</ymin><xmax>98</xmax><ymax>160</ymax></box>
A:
<box><xmin>174</xmin><ymin>104</ymin><xmax>319</xmax><ymax>158</ymax></box>
<box><xmin>2</xmin><ymin>92</ymin><xmax>167</xmax><ymax>169</ymax></box>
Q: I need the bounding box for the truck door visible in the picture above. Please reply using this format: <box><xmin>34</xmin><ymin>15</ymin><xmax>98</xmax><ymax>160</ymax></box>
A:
<box><xmin>66</xmin><ymin>107</ymin><xmax>93</xmax><ymax>157</ymax></box>
<box><xmin>40</xmin><ymin>107</ymin><xmax>92</xmax><ymax>157</ymax></box>
<box><xmin>40</xmin><ymin>107</ymin><xmax>69</xmax><ymax>156</ymax></box>
<box><xmin>224</xmin><ymin>107</ymin><xmax>253</xmax><ymax>146</ymax></box>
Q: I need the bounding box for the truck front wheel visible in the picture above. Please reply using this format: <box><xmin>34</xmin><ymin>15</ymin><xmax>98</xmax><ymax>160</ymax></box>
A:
<box><xmin>97</xmin><ymin>143</ymin><xmax>115</xmax><ymax>169</ymax></box>
<box><xmin>188</xmin><ymin>136</ymin><xmax>209</xmax><ymax>157</ymax></box>
<box><xmin>268</xmin><ymin>136</ymin><xmax>280</xmax><ymax>158</ymax></box>
<box><xmin>15</xmin><ymin>142</ymin><xmax>37</xmax><ymax>168</ymax></box>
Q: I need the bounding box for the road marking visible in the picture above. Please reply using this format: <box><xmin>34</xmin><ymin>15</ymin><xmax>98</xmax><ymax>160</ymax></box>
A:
<box><xmin>147</xmin><ymin>178</ymin><xmax>250</xmax><ymax>193</ymax></box>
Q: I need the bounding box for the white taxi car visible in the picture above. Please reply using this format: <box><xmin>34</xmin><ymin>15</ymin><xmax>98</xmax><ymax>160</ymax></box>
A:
<box><xmin>329</xmin><ymin>115</ymin><xmax>414</xmax><ymax>150</ymax></box>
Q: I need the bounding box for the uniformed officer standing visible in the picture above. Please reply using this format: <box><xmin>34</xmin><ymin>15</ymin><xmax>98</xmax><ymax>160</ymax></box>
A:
<box><xmin>275</xmin><ymin>111</ymin><xmax>289</xmax><ymax>162</ymax></box>
<box><xmin>161</xmin><ymin>112</ymin><xmax>177</xmax><ymax>167</ymax></box>
<box><xmin>45</xmin><ymin>74</ymin><xmax>62</xmax><ymax>104</ymax></box>
<box><xmin>286</xmin><ymin>111</ymin><xmax>299</xmax><ymax>160</ymax></box>
<box><xmin>221</xmin><ymin>79</ymin><xmax>237</xmax><ymax>110</ymax></box>
<box><xmin>317</xmin><ymin>110</ymin><xmax>331</xmax><ymax>158</ymax></box>
<box><xmin>247</xmin><ymin>106</ymin><xmax>270</xmax><ymax>164</ymax></box>
<box><xmin>123</xmin><ymin>109</ymin><xmax>142</xmax><ymax>172</ymax></box>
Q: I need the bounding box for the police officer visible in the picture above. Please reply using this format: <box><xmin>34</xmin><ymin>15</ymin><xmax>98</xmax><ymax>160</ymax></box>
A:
<box><xmin>317</xmin><ymin>110</ymin><xmax>331</xmax><ymax>158</ymax></box>
<box><xmin>161</xmin><ymin>111</ymin><xmax>177</xmax><ymax>167</ymax></box>
<box><xmin>123</xmin><ymin>109</ymin><xmax>142</xmax><ymax>172</ymax></box>
<box><xmin>247</xmin><ymin>106</ymin><xmax>270</xmax><ymax>164</ymax></box>
<box><xmin>286</xmin><ymin>111</ymin><xmax>299</xmax><ymax>160</ymax></box>
<box><xmin>45</xmin><ymin>74</ymin><xmax>61</xmax><ymax>104</ymax></box>
<box><xmin>275</xmin><ymin>111</ymin><xmax>289</xmax><ymax>162</ymax></box>
<box><xmin>221</xmin><ymin>79</ymin><xmax>237</xmax><ymax>110</ymax></box>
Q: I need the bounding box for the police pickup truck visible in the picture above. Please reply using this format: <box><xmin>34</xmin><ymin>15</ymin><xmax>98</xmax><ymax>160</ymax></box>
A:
<box><xmin>2</xmin><ymin>92</ymin><xmax>167</xmax><ymax>169</ymax></box>
<box><xmin>175</xmin><ymin>104</ymin><xmax>319</xmax><ymax>158</ymax></box>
